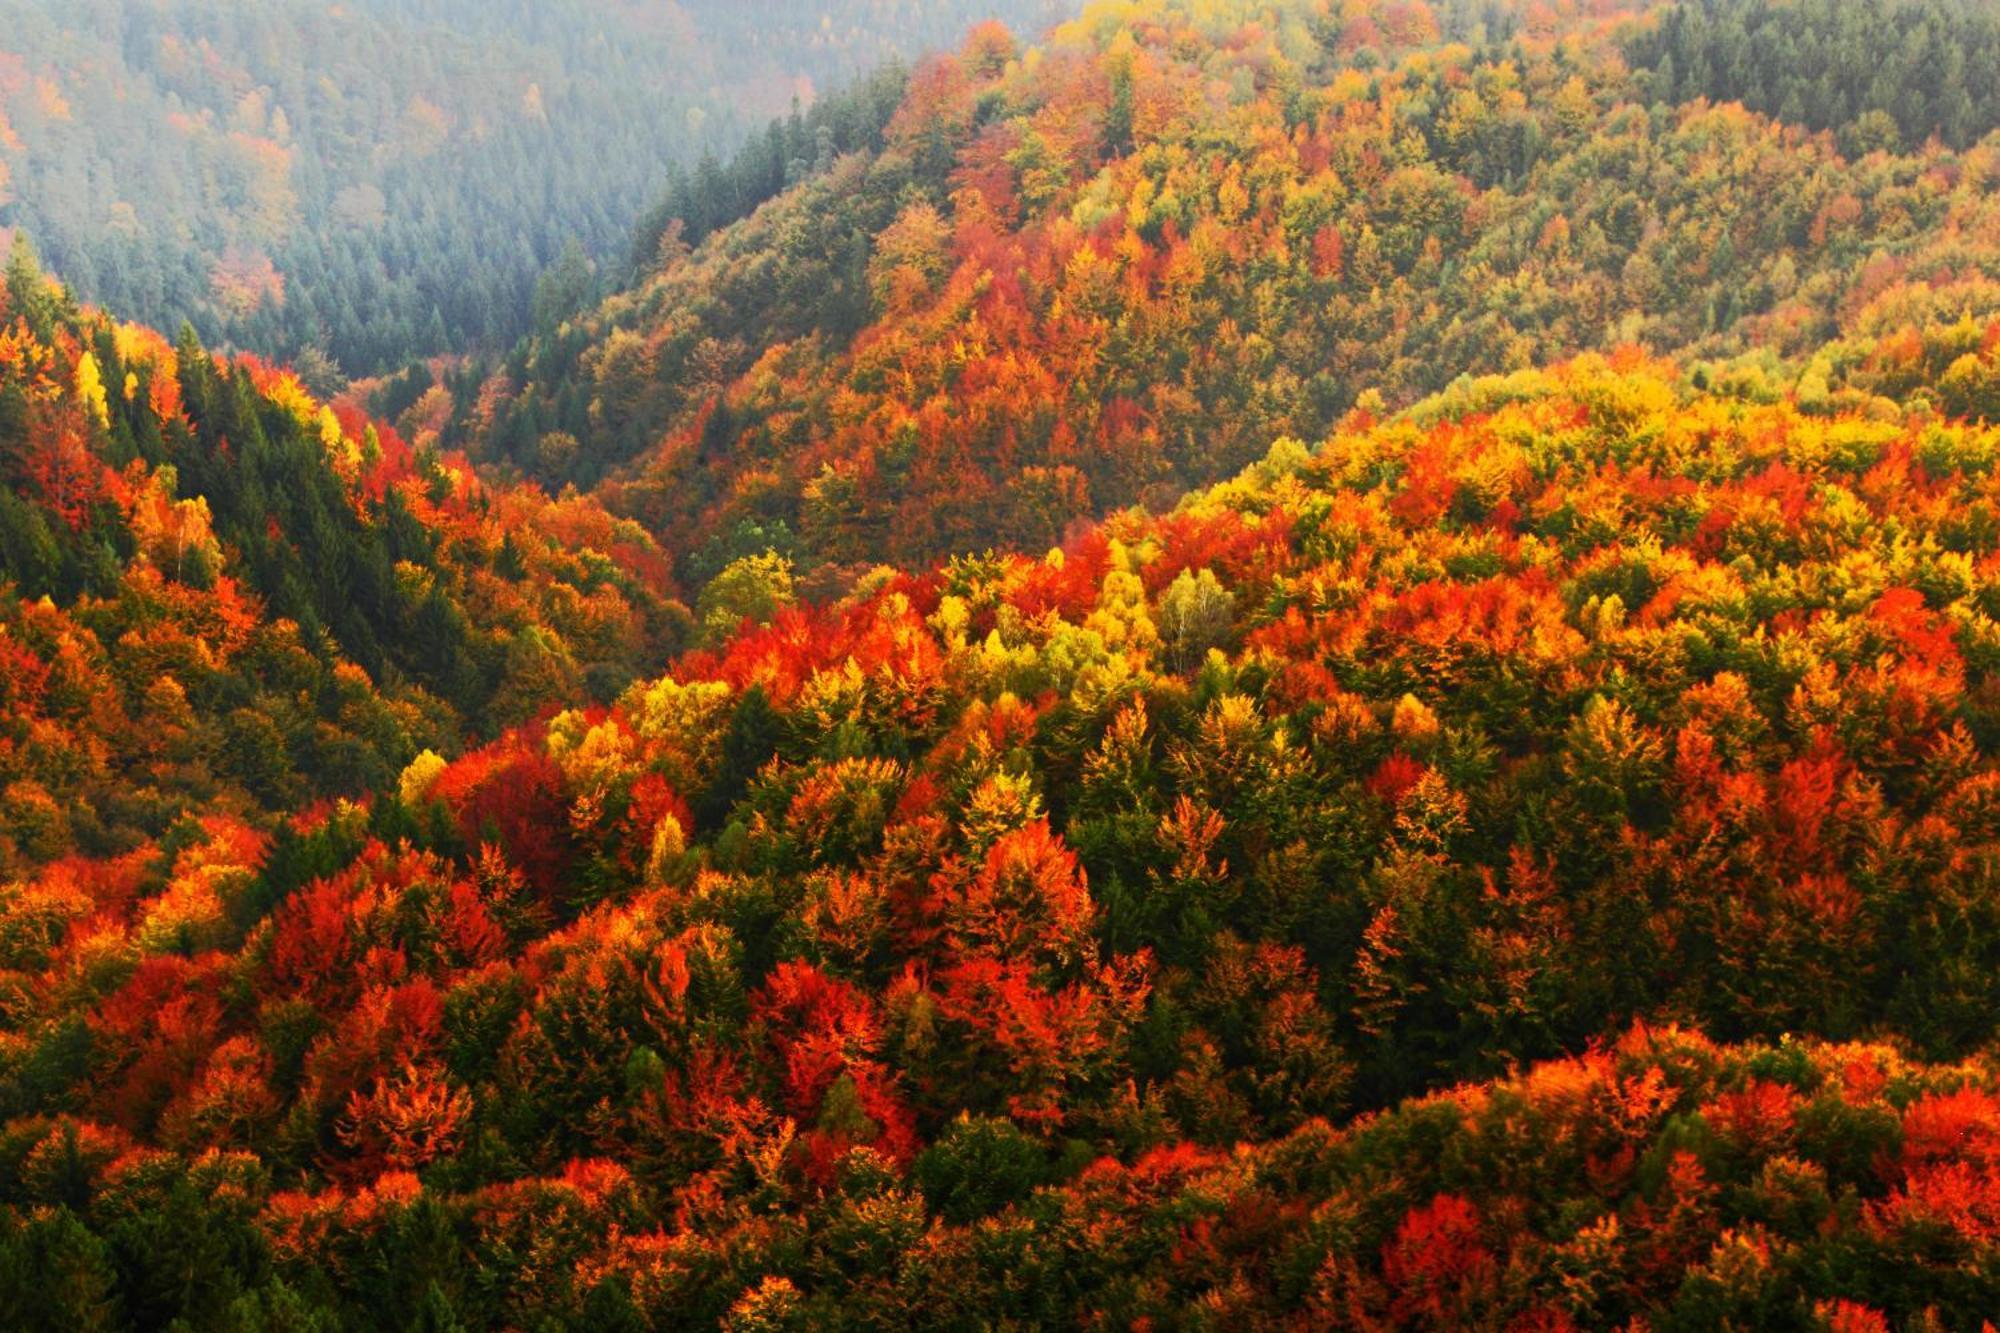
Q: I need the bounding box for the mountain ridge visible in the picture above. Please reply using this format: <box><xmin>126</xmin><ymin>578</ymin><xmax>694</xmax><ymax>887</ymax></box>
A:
<box><xmin>437</xmin><ymin>0</ymin><xmax>2000</xmax><ymax>595</ymax></box>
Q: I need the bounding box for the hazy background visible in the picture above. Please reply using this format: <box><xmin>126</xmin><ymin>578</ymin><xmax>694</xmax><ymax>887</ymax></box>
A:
<box><xmin>0</xmin><ymin>0</ymin><xmax>1081</xmax><ymax>377</ymax></box>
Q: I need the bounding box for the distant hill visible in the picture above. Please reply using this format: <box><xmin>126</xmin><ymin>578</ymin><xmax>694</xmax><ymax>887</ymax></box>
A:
<box><xmin>438</xmin><ymin>0</ymin><xmax>2000</xmax><ymax>593</ymax></box>
<box><xmin>0</xmin><ymin>0</ymin><xmax>1082</xmax><ymax>376</ymax></box>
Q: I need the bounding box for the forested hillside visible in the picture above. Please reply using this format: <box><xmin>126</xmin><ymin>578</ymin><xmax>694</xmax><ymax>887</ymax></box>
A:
<box><xmin>8</xmin><ymin>0</ymin><xmax>2000</xmax><ymax>1327</ymax></box>
<box><xmin>11</xmin><ymin>267</ymin><xmax>2000</xmax><ymax>1321</ymax></box>
<box><xmin>0</xmin><ymin>234</ymin><xmax>689</xmax><ymax>879</ymax></box>
<box><xmin>0</xmin><ymin>0</ymin><xmax>1080</xmax><ymax>376</ymax></box>
<box><xmin>439</xmin><ymin>0</ymin><xmax>2000</xmax><ymax>596</ymax></box>
<box><xmin>1629</xmin><ymin>0</ymin><xmax>2000</xmax><ymax>149</ymax></box>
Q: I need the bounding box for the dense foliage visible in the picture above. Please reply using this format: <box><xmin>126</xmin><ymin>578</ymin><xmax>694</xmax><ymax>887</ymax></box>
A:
<box><xmin>0</xmin><ymin>0</ymin><xmax>1080</xmax><ymax>375</ymax></box>
<box><xmin>443</xmin><ymin>0</ymin><xmax>2000</xmax><ymax>596</ymax></box>
<box><xmin>1628</xmin><ymin>0</ymin><xmax>2000</xmax><ymax>150</ymax></box>
<box><xmin>13</xmin><ymin>305</ymin><xmax>2000</xmax><ymax>1322</ymax></box>
<box><xmin>0</xmin><ymin>236</ymin><xmax>688</xmax><ymax>877</ymax></box>
<box><xmin>9</xmin><ymin>0</ymin><xmax>2000</xmax><ymax>1327</ymax></box>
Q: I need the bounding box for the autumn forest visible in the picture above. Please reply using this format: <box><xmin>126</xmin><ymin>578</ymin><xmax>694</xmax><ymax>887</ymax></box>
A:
<box><xmin>5</xmin><ymin>0</ymin><xmax>2000</xmax><ymax>1327</ymax></box>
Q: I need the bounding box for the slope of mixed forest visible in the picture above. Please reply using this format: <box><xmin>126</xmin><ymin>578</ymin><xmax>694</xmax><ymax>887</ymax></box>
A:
<box><xmin>439</xmin><ymin>0</ymin><xmax>2000</xmax><ymax>597</ymax></box>
<box><xmin>12</xmin><ymin>256</ymin><xmax>2000</xmax><ymax>1322</ymax></box>
<box><xmin>0</xmin><ymin>235</ymin><xmax>688</xmax><ymax>879</ymax></box>
<box><xmin>5</xmin><ymin>0</ymin><xmax>2000</xmax><ymax>1327</ymax></box>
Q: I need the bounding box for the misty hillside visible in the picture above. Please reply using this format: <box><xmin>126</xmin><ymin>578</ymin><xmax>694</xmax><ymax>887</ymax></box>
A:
<box><xmin>0</xmin><ymin>0</ymin><xmax>1082</xmax><ymax>375</ymax></box>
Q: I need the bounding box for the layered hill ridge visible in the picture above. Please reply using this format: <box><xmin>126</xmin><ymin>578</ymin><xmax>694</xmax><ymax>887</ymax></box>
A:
<box><xmin>443</xmin><ymin>0</ymin><xmax>2000</xmax><ymax>592</ymax></box>
<box><xmin>8</xmin><ymin>0</ymin><xmax>2000</xmax><ymax>1327</ymax></box>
